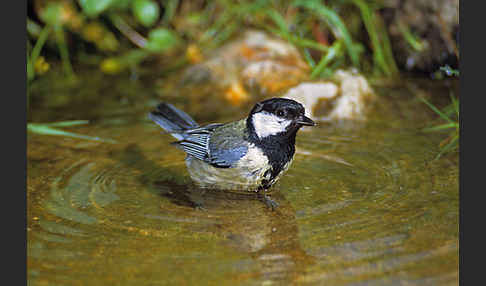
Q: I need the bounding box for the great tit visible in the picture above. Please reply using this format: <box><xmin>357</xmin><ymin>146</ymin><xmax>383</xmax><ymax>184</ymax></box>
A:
<box><xmin>148</xmin><ymin>97</ymin><xmax>315</xmax><ymax>209</ymax></box>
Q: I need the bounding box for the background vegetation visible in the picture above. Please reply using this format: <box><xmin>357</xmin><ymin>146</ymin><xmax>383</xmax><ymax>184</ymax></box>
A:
<box><xmin>27</xmin><ymin>0</ymin><xmax>459</xmax><ymax>157</ymax></box>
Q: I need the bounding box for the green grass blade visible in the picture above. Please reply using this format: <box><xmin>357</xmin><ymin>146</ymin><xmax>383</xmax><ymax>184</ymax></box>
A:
<box><xmin>435</xmin><ymin>133</ymin><xmax>459</xmax><ymax>160</ymax></box>
<box><xmin>303</xmin><ymin>47</ymin><xmax>316</xmax><ymax>68</ymax></box>
<box><xmin>397</xmin><ymin>21</ymin><xmax>425</xmax><ymax>52</ymax></box>
<box><xmin>449</xmin><ymin>93</ymin><xmax>459</xmax><ymax>118</ymax></box>
<box><xmin>28</xmin><ymin>123</ymin><xmax>117</xmax><ymax>143</ymax></box>
<box><xmin>379</xmin><ymin>18</ymin><xmax>399</xmax><ymax>76</ymax></box>
<box><xmin>28</xmin><ymin>24</ymin><xmax>51</xmax><ymax>82</ymax></box>
<box><xmin>44</xmin><ymin>120</ymin><xmax>91</xmax><ymax>127</ymax></box>
<box><xmin>54</xmin><ymin>26</ymin><xmax>75</xmax><ymax>79</ymax></box>
<box><xmin>422</xmin><ymin>122</ymin><xmax>457</xmax><ymax>132</ymax></box>
<box><xmin>350</xmin><ymin>0</ymin><xmax>397</xmax><ymax>75</ymax></box>
<box><xmin>265</xmin><ymin>9</ymin><xmax>290</xmax><ymax>36</ymax></box>
<box><xmin>311</xmin><ymin>41</ymin><xmax>341</xmax><ymax>78</ymax></box>
<box><xmin>265</xmin><ymin>27</ymin><xmax>329</xmax><ymax>52</ymax></box>
<box><xmin>293</xmin><ymin>0</ymin><xmax>359</xmax><ymax>67</ymax></box>
<box><xmin>418</xmin><ymin>97</ymin><xmax>454</xmax><ymax>124</ymax></box>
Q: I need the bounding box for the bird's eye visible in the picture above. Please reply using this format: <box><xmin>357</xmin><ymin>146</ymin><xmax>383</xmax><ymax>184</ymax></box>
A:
<box><xmin>277</xmin><ymin>110</ymin><xmax>285</xmax><ymax>117</ymax></box>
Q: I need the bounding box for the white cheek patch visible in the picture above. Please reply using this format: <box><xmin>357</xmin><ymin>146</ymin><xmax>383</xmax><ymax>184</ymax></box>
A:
<box><xmin>252</xmin><ymin>111</ymin><xmax>291</xmax><ymax>139</ymax></box>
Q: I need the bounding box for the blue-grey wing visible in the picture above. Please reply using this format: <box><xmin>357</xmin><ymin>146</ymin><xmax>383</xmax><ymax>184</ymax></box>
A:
<box><xmin>172</xmin><ymin>123</ymin><xmax>223</xmax><ymax>162</ymax></box>
<box><xmin>208</xmin><ymin>145</ymin><xmax>248</xmax><ymax>168</ymax></box>
<box><xmin>174</xmin><ymin>120</ymin><xmax>249</xmax><ymax>168</ymax></box>
<box><xmin>207</xmin><ymin>120</ymin><xmax>249</xmax><ymax>168</ymax></box>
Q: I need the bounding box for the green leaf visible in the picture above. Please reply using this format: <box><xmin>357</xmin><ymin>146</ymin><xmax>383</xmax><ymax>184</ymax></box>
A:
<box><xmin>162</xmin><ymin>0</ymin><xmax>179</xmax><ymax>25</ymax></box>
<box><xmin>78</xmin><ymin>0</ymin><xmax>115</xmax><ymax>17</ymax></box>
<box><xmin>132</xmin><ymin>0</ymin><xmax>160</xmax><ymax>27</ymax></box>
<box><xmin>144</xmin><ymin>28</ymin><xmax>179</xmax><ymax>53</ymax></box>
<box><xmin>39</xmin><ymin>2</ymin><xmax>64</xmax><ymax>26</ymax></box>
<box><xmin>110</xmin><ymin>0</ymin><xmax>133</xmax><ymax>10</ymax></box>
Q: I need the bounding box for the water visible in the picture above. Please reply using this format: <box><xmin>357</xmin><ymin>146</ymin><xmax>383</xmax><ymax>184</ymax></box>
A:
<box><xmin>27</xmin><ymin>71</ymin><xmax>458</xmax><ymax>285</ymax></box>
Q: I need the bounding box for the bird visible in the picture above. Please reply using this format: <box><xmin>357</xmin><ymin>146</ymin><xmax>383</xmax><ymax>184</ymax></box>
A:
<box><xmin>148</xmin><ymin>97</ymin><xmax>315</xmax><ymax>209</ymax></box>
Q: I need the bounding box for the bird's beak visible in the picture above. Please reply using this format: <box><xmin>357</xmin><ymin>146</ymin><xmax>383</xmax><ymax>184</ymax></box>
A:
<box><xmin>296</xmin><ymin>115</ymin><xmax>316</xmax><ymax>126</ymax></box>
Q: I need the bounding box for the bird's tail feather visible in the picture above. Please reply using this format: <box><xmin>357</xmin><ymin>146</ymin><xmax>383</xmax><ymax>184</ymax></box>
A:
<box><xmin>149</xmin><ymin>103</ymin><xmax>199</xmax><ymax>140</ymax></box>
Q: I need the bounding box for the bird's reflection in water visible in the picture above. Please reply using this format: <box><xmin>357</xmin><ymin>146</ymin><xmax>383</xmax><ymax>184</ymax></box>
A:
<box><xmin>152</xmin><ymin>179</ymin><xmax>315</xmax><ymax>284</ymax></box>
<box><xmin>113</xmin><ymin>144</ymin><xmax>315</xmax><ymax>284</ymax></box>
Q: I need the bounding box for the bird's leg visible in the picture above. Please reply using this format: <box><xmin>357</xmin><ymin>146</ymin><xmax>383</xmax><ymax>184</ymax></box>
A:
<box><xmin>186</xmin><ymin>185</ymin><xmax>208</xmax><ymax>211</ymax></box>
<box><xmin>259</xmin><ymin>192</ymin><xmax>279</xmax><ymax>210</ymax></box>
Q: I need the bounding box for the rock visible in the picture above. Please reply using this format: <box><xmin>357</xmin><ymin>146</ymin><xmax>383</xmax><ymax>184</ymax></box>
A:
<box><xmin>241</xmin><ymin>60</ymin><xmax>308</xmax><ymax>95</ymax></box>
<box><xmin>282</xmin><ymin>82</ymin><xmax>338</xmax><ymax>119</ymax></box>
<box><xmin>282</xmin><ymin>69</ymin><xmax>375</xmax><ymax>121</ymax></box>
<box><xmin>178</xmin><ymin>30</ymin><xmax>309</xmax><ymax>104</ymax></box>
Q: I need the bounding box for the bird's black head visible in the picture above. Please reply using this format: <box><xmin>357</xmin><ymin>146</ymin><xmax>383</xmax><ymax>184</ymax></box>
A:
<box><xmin>247</xmin><ymin>98</ymin><xmax>315</xmax><ymax>140</ymax></box>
